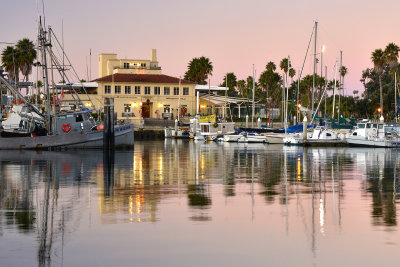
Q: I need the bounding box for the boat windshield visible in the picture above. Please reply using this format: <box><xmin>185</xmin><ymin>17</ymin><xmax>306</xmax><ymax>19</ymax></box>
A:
<box><xmin>379</xmin><ymin>124</ymin><xmax>384</xmax><ymax>129</ymax></box>
<box><xmin>358</xmin><ymin>124</ymin><xmax>366</xmax><ymax>129</ymax></box>
<box><xmin>366</xmin><ymin>123</ymin><xmax>371</xmax><ymax>128</ymax></box>
<box><xmin>373</xmin><ymin>123</ymin><xmax>378</xmax><ymax>128</ymax></box>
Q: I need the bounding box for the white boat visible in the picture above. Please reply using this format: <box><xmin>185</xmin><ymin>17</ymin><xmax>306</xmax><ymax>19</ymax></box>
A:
<box><xmin>306</xmin><ymin>126</ymin><xmax>346</xmax><ymax>145</ymax></box>
<box><xmin>223</xmin><ymin>134</ymin><xmax>242</xmax><ymax>142</ymax></box>
<box><xmin>264</xmin><ymin>133</ymin><xmax>286</xmax><ymax>144</ymax></box>
<box><xmin>283</xmin><ymin>133</ymin><xmax>303</xmax><ymax>145</ymax></box>
<box><xmin>189</xmin><ymin>118</ymin><xmax>235</xmax><ymax>142</ymax></box>
<box><xmin>346</xmin><ymin>121</ymin><xmax>400</xmax><ymax>147</ymax></box>
<box><xmin>237</xmin><ymin>132</ymin><xmax>268</xmax><ymax>143</ymax></box>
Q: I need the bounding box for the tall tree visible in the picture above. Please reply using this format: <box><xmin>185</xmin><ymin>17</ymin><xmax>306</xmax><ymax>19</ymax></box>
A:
<box><xmin>340</xmin><ymin>66</ymin><xmax>348</xmax><ymax>96</ymax></box>
<box><xmin>384</xmin><ymin>43</ymin><xmax>400</xmax><ymax>71</ymax></box>
<box><xmin>258</xmin><ymin>62</ymin><xmax>281</xmax><ymax>105</ymax></box>
<box><xmin>279</xmin><ymin>58</ymin><xmax>290</xmax><ymax>82</ymax></box>
<box><xmin>371</xmin><ymin>49</ymin><xmax>385</xmax><ymax>114</ymax></box>
<box><xmin>1</xmin><ymin>46</ymin><xmax>19</xmax><ymax>82</ymax></box>
<box><xmin>219</xmin><ymin>72</ymin><xmax>238</xmax><ymax>97</ymax></box>
<box><xmin>237</xmin><ymin>80</ymin><xmax>246</xmax><ymax>97</ymax></box>
<box><xmin>184</xmin><ymin>56</ymin><xmax>213</xmax><ymax>85</ymax></box>
<box><xmin>15</xmin><ymin>38</ymin><xmax>37</xmax><ymax>82</ymax></box>
<box><xmin>288</xmin><ymin>68</ymin><xmax>296</xmax><ymax>82</ymax></box>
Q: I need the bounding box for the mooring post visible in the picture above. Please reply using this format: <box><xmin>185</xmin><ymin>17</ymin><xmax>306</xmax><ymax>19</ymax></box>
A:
<box><xmin>303</xmin><ymin>116</ymin><xmax>308</xmax><ymax>141</ymax></box>
<box><xmin>104</xmin><ymin>98</ymin><xmax>115</xmax><ymax>150</ymax></box>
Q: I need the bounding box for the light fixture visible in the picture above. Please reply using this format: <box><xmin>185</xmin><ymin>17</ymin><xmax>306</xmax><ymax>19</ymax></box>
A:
<box><xmin>158</xmin><ymin>103</ymin><xmax>163</xmax><ymax>108</ymax></box>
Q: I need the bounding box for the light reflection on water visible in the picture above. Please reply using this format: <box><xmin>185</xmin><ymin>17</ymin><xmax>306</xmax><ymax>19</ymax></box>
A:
<box><xmin>0</xmin><ymin>140</ymin><xmax>400</xmax><ymax>266</ymax></box>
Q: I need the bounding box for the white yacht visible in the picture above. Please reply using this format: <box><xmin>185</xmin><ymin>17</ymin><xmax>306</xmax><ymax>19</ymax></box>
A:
<box><xmin>346</xmin><ymin>121</ymin><xmax>400</xmax><ymax>147</ymax></box>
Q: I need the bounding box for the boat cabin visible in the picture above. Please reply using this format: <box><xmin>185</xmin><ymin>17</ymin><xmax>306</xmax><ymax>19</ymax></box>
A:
<box><xmin>351</xmin><ymin>122</ymin><xmax>385</xmax><ymax>139</ymax></box>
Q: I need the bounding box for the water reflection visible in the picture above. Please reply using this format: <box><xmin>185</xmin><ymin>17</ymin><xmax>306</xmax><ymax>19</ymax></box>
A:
<box><xmin>0</xmin><ymin>143</ymin><xmax>400</xmax><ymax>266</ymax></box>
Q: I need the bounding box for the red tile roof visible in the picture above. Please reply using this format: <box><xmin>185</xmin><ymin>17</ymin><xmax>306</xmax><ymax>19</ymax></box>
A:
<box><xmin>93</xmin><ymin>73</ymin><xmax>195</xmax><ymax>84</ymax></box>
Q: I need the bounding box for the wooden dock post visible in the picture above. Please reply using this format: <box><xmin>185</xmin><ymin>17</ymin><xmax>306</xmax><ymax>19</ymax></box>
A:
<box><xmin>104</xmin><ymin>98</ymin><xmax>115</xmax><ymax>150</ymax></box>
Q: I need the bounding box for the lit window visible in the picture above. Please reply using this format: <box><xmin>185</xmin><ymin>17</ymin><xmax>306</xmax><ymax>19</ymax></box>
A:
<box><xmin>124</xmin><ymin>104</ymin><xmax>131</xmax><ymax>112</ymax></box>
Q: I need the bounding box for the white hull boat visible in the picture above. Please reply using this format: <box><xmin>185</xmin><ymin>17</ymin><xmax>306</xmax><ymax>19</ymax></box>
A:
<box><xmin>346</xmin><ymin>121</ymin><xmax>400</xmax><ymax>148</ymax></box>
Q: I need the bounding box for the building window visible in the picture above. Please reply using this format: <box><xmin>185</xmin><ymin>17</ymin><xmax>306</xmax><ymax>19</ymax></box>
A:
<box><xmin>141</xmin><ymin>63</ymin><xmax>146</xmax><ymax>68</ymax></box>
<box><xmin>124</xmin><ymin>104</ymin><xmax>131</xmax><ymax>112</ymax></box>
<box><xmin>183</xmin><ymin>87</ymin><xmax>189</xmax><ymax>95</ymax></box>
<box><xmin>174</xmin><ymin>87</ymin><xmax>179</xmax><ymax>95</ymax></box>
<box><xmin>154</xmin><ymin>87</ymin><xmax>160</xmax><ymax>95</ymax></box>
<box><xmin>115</xmin><ymin>85</ymin><xmax>121</xmax><ymax>94</ymax></box>
<box><xmin>125</xmin><ymin>86</ymin><xmax>131</xmax><ymax>94</ymax></box>
<box><xmin>123</xmin><ymin>62</ymin><xmax>129</xmax><ymax>69</ymax></box>
<box><xmin>164</xmin><ymin>105</ymin><xmax>170</xmax><ymax>113</ymax></box>
<box><xmin>135</xmin><ymin>86</ymin><xmax>141</xmax><ymax>94</ymax></box>
<box><xmin>164</xmin><ymin>87</ymin><xmax>170</xmax><ymax>95</ymax></box>
<box><xmin>145</xmin><ymin>86</ymin><xmax>150</xmax><ymax>95</ymax></box>
<box><xmin>105</xmin><ymin>85</ymin><xmax>111</xmax><ymax>94</ymax></box>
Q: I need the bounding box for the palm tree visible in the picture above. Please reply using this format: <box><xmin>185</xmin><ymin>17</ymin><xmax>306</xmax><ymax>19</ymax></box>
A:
<box><xmin>371</xmin><ymin>49</ymin><xmax>385</xmax><ymax>114</ymax></box>
<box><xmin>184</xmin><ymin>56</ymin><xmax>213</xmax><ymax>85</ymax></box>
<box><xmin>237</xmin><ymin>80</ymin><xmax>246</xmax><ymax>97</ymax></box>
<box><xmin>384</xmin><ymin>43</ymin><xmax>400</xmax><ymax>70</ymax></box>
<box><xmin>1</xmin><ymin>46</ymin><xmax>19</xmax><ymax>83</ymax></box>
<box><xmin>266</xmin><ymin>61</ymin><xmax>276</xmax><ymax>72</ymax></box>
<box><xmin>384</xmin><ymin>43</ymin><xmax>400</xmax><ymax>91</ymax></box>
<box><xmin>15</xmin><ymin>38</ymin><xmax>37</xmax><ymax>82</ymax></box>
<box><xmin>219</xmin><ymin>72</ymin><xmax>238</xmax><ymax>97</ymax></box>
<box><xmin>340</xmin><ymin>66</ymin><xmax>348</xmax><ymax>97</ymax></box>
<box><xmin>279</xmin><ymin>58</ymin><xmax>290</xmax><ymax>81</ymax></box>
<box><xmin>289</xmin><ymin>68</ymin><xmax>296</xmax><ymax>83</ymax></box>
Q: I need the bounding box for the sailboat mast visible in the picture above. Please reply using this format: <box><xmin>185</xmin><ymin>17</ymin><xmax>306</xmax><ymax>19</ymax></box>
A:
<box><xmin>39</xmin><ymin>18</ymin><xmax>52</xmax><ymax>131</ymax></box>
<box><xmin>311</xmin><ymin>21</ymin><xmax>318</xmax><ymax>120</ymax></box>
<box><xmin>252</xmin><ymin>64</ymin><xmax>255</xmax><ymax>127</ymax></box>
<box><xmin>338</xmin><ymin>50</ymin><xmax>342</xmax><ymax>121</ymax></box>
<box><xmin>395</xmin><ymin>72</ymin><xmax>397</xmax><ymax>123</ymax></box>
<box><xmin>332</xmin><ymin>61</ymin><xmax>338</xmax><ymax>119</ymax></box>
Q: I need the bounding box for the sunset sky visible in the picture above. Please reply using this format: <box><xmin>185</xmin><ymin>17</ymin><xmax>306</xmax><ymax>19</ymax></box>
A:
<box><xmin>1</xmin><ymin>0</ymin><xmax>399</xmax><ymax>95</ymax></box>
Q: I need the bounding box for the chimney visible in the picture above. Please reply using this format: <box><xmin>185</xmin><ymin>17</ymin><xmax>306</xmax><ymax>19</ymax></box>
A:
<box><xmin>151</xmin><ymin>49</ymin><xmax>157</xmax><ymax>62</ymax></box>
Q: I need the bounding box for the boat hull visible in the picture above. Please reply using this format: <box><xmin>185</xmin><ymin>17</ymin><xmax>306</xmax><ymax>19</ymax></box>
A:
<box><xmin>0</xmin><ymin>123</ymin><xmax>134</xmax><ymax>150</ymax></box>
<box><xmin>346</xmin><ymin>137</ymin><xmax>400</xmax><ymax>148</ymax></box>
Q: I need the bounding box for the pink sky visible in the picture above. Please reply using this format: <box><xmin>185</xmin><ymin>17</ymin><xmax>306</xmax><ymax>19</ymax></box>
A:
<box><xmin>1</xmin><ymin>0</ymin><xmax>399</xmax><ymax>95</ymax></box>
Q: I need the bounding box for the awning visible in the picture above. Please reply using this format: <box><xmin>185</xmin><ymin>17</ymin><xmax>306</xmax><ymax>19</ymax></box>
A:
<box><xmin>195</xmin><ymin>85</ymin><xmax>228</xmax><ymax>91</ymax></box>
<box><xmin>199</xmin><ymin>94</ymin><xmax>253</xmax><ymax>105</ymax></box>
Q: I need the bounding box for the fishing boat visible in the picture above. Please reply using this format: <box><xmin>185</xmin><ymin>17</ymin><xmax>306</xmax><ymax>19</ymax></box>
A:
<box><xmin>0</xmin><ymin>20</ymin><xmax>134</xmax><ymax>150</ymax></box>
<box><xmin>345</xmin><ymin>120</ymin><xmax>400</xmax><ymax>147</ymax></box>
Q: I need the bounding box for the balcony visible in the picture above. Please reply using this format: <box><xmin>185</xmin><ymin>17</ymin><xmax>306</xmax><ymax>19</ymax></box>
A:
<box><xmin>114</xmin><ymin>66</ymin><xmax>162</xmax><ymax>70</ymax></box>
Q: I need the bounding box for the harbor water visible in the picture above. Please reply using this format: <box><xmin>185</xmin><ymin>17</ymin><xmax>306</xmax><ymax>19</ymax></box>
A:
<box><xmin>1</xmin><ymin>140</ymin><xmax>400</xmax><ymax>266</ymax></box>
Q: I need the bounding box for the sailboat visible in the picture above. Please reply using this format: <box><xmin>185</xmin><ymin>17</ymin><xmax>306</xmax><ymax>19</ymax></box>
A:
<box><xmin>0</xmin><ymin>19</ymin><xmax>134</xmax><ymax>149</ymax></box>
